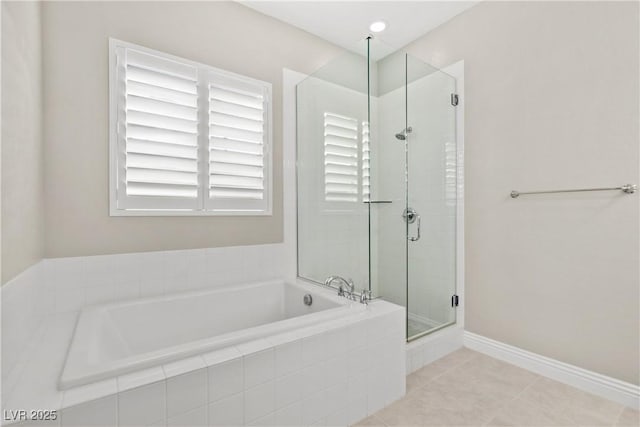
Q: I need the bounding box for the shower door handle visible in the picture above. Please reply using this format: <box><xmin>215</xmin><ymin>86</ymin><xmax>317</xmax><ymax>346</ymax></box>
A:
<box><xmin>409</xmin><ymin>214</ymin><xmax>421</xmax><ymax>241</ymax></box>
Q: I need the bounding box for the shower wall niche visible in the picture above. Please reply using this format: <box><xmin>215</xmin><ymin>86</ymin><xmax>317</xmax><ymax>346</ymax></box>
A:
<box><xmin>297</xmin><ymin>38</ymin><xmax>459</xmax><ymax>340</ymax></box>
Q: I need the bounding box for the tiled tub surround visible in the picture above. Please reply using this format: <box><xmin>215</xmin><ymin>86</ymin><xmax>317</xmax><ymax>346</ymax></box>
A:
<box><xmin>3</xmin><ymin>289</ymin><xmax>405</xmax><ymax>427</ymax></box>
<box><xmin>60</xmin><ymin>281</ymin><xmax>356</xmax><ymax>389</ymax></box>
<box><xmin>1</xmin><ymin>244</ymin><xmax>285</xmax><ymax>396</ymax></box>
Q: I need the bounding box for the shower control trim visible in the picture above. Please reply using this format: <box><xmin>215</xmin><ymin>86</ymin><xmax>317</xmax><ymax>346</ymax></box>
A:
<box><xmin>402</xmin><ymin>208</ymin><xmax>417</xmax><ymax>224</ymax></box>
<box><xmin>403</xmin><ymin>208</ymin><xmax>421</xmax><ymax>241</ymax></box>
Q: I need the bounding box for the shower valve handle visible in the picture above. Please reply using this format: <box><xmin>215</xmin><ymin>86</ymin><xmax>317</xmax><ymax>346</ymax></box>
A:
<box><xmin>409</xmin><ymin>214</ymin><xmax>421</xmax><ymax>242</ymax></box>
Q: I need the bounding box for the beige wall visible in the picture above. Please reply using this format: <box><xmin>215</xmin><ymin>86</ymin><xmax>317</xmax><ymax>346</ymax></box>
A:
<box><xmin>42</xmin><ymin>1</ymin><xmax>341</xmax><ymax>258</ymax></box>
<box><xmin>405</xmin><ymin>1</ymin><xmax>639</xmax><ymax>384</ymax></box>
<box><xmin>1</xmin><ymin>1</ymin><xmax>44</xmax><ymax>284</ymax></box>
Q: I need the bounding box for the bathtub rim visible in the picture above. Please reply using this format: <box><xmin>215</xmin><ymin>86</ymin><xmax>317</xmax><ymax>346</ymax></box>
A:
<box><xmin>59</xmin><ymin>279</ymin><xmax>360</xmax><ymax>390</ymax></box>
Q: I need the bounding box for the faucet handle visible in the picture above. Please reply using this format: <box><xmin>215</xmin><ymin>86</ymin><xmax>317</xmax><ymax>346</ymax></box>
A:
<box><xmin>359</xmin><ymin>289</ymin><xmax>372</xmax><ymax>304</ymax></box>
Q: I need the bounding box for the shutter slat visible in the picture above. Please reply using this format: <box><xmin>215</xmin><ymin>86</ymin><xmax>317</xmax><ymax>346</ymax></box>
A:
<box><xmin>324</xmin><ymin>145</ymin><xmax>358</xmax><ymax>158</ymax></box>
<box><xmin>128</xmin><ymin>125</ymin><xmax>198</xmax><ymax>147</ymax></box>
<box><xmin>127</xmin><ymin>81</ymin><xmax>197</xmax><ymax>108</ymax></box>
<box><xmin>210</xmin><ymin>150</ymin><xmax>263</xmax><ymax>167</ymax></box>
<box><xmin>210</xmin><ymin>162</ymin><xmax>263</xmax><ymax>178</ymax></box>
<box><xmin>326</xmin><ymin>185</ymin><xmax>359</xmax><ymax>195</ymax></box>
<box><xmin>209</xmin><ymin>124</ymin><xmax>262</xmax><ymax>144</ymax></box>
<box><xmin>127</xmin><ymin>168</ymin><xmax>198</xmax><ymax>186</ymax></box>
<box><xmin>324</xmin><ymin>135</ymin><xmax>358</xmax><ymax>148</ymax></box>
<box><xmin>127</xmin><ymin>182</ymin><xmax>198</xmax><ymax>198</ymax></box>
<box><xmin>325</xmin><ymin>173</ymin><xmax>358</xmax><ymax>185</ymax></box>
<box><xmin>127</xmin><ymin>95</ymin><xmax>197</xmax><ymax>121</ymax></box>
<box><xmin>210</xmin><ymin>174</ymin><xmax>263</xmax><ymax>190</ymax></box>
<box><xmin>127</xmin><ymin>139</ymin><xmax>198</xmax><ymax>160</ymax></box>
<box><xmin>127</xmin><ymin>152</ymin><xmax>197</xmax><ymax>173</ymax></box>
<box><xmin>127</xmin><ymin>65</ymin><xmax>197</xmax><ymax>94</ymax></box>
<box><xmin>127</xmin><ymin>49</ymin><xmax>197</xmax><ymax>81</ymax></box>
<box><xmin>325</xmin><ymin>193</ymin><xmax>358</xmax><ymax>202</ymax></box>
<box><xmin>325</xmin><ymin>154</ymin><xmax>357</xmax><ymax>167</ymax></box>
<box><xmin>127</xmin><ymin>110</ymin><xmax>198</xmax><ymax>134</ymax></box>
<box><xmin>325</xmin><ymin>164</ymin><xmax>358</xmax><ymax>176</ymax></box>
<box><xmin>324</xmin><ymin>124</ymin><xmax>358</xmax><ymax>140</ymax></box>
<box><xmin>210</xmin><ymin>85</ymin><xmax>263</xmax><ymax>109</ymax></box>
<box><xmin>323</xmin><ymin>113</ymin><xmax>358</xmax><ymax>130</ymax></box>
<box><xmin>210</xmin><ymin>99</ymin><xmax>263</xmax><ymax>121</ymax></box>
<box><xmin>210</xmin><ymin>112</ymin><xmax>263</xmax><ymax>133</ymax></box>
<box><xmin>209</xmin><ymin>137</ymin><xmax>263</xmax><ymax>155</ymax></box>
<box><xmin>210</xmin><ymin>188</ymin><xmax>263</xmax><ymax>200</ymax></box>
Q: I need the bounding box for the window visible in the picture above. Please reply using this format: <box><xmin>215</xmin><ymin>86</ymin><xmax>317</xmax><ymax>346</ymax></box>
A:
<box><xmin>109</xmin><ymin>39</ymin><xmax>272</xmax><ymax>216</ymax></box>
<box><xmin>323</xmin><ymin>112</ymin><xmax>359</xmax><ymax>203</ymax></box>
<box><xmin>322</xmin><ymin>112</ymin><xmax>371</xmax><ymax>206</ymax></box>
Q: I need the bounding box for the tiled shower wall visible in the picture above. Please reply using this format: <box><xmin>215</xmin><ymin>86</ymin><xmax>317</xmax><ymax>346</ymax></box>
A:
<box><xmin>1</xmin><ymin>244</ymin><xmax>285</xmax><ymax>392</ymax></box>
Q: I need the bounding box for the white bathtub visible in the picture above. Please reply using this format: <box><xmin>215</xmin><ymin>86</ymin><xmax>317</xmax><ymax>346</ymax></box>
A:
<box><xmin>59</xmin><ymin>280</ymin><xmax>359</xmax><ymax>389</ymax></box>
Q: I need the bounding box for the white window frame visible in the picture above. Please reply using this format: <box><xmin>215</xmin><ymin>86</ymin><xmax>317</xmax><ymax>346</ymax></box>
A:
<box><xmin>109</xmin><ymin>38</ymin><xmax>272</xmax><ymax>216</ymax></box>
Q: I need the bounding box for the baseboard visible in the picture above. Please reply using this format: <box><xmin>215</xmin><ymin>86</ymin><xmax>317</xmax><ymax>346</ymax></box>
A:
<box><xmin>463</xmin><ymin>331</ymin><xmax>640</xmax><ymax>410</ymax></box>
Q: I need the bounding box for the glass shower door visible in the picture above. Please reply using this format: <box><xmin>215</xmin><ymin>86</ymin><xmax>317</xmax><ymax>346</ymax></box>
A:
<box><xmin>405</xmin><ymin>55</ymin><xmax>458</xmax><ymax>339</ymax></box>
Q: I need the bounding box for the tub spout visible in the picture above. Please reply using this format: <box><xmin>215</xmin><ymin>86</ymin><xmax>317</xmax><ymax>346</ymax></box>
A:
<box><xmin>324</xmin><ymin>276</ymin><xmax>354</xmax><ymax>298</ymax></box>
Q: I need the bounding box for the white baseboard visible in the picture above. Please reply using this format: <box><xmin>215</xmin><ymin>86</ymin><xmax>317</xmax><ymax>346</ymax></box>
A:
<box><xmin>464</xmin><ymin>331</ymin><xmax>640</xmax><ymax>410</ymax></box>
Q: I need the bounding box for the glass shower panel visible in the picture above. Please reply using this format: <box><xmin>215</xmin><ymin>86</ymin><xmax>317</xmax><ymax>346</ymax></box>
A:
<box><xmin>369</xmin><ymin>48</ymin><xmax>410</xmax><ymax>306</ymax></box>
<box><xmin>296</xmin><ymin>44</ymin><xmax>370</xmax><ymax>288</ymax></box>
<box><xmin>406</xmin><ymin>55</ymin><xmax>457</xmax><ymax>339</ymax></box>
<box><xmin>295</xmin><ymin>38</ymin><xmax>459</xmax><ymax>341</ymax></box>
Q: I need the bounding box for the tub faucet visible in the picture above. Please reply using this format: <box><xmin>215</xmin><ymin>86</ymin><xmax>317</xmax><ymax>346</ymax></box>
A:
<box><xmin>360</xmin><ymin>289</ymin><xmax>372</xmax><ymax>305</ymax></box>
<box><xmin>324</xmin><ymin>276</ymin><xmax>354</xmax><ymax>298</ymax></box>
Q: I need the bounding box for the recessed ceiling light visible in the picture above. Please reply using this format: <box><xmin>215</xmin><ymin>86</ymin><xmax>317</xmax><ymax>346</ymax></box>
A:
<box><xmin>369</xmin><ymin>21</ymin><xmax>387</xmax><ymax>33</ymax></box>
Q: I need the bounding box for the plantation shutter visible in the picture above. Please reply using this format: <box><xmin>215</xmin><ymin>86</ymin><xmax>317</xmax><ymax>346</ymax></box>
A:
<box><xmin>324</xmin><ymin>113</ymin><xmax>359</xmax><ymax>202</ymax></box>
<box><xmin>362</xmin><ymin>121</ymin><xmax>371</xmax><ymax>202</ymax></box>
<box><xmin>111</xmin><ymin>40</ymin><xmax>272</xmax><ymax>215</ymax></box>
<box><xmin>206</xmin><ymin>74</ymin><xmax>271</xmax><ymax>212</ymax></box>
<box><xmin>114</xmin><ymin>46</ymin><xmax>201</xmax><ymax>210</ymax></box>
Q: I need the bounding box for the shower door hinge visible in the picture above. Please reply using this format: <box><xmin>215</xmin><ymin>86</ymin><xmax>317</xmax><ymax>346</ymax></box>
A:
<box><xmin>451</xmin><ymin>93</ymin><xmax>459</xmax><ymax>106</ymax></box>
<box><xmin>451</xmin><ymin>294</ymin><xmax>459</xmax><ymax>307</ymax></box>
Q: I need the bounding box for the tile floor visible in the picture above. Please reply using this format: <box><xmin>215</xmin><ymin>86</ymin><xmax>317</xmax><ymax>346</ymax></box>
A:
<box><xmin>354</xmin><ymin>348</ymin><xmax>640</xmax><ymax>427</ymax></box>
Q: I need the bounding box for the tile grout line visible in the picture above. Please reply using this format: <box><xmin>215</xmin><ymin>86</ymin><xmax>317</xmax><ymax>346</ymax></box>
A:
<box><xmin>407</xmin><ymin>351</ymin><xmax>481</xmax><ymax>397</ymax></box>
<box><xmin>372</xmin><ymin>352</ymin><xmax>483</xmax><ymax>427</ymax></box>
<box><xmin>612</xmin><ymin>404</ymin><xmax>626</xmax><ymax>427</ymax></box>
<box><xmin>481</xmin><ymin>374</ymin><xmax>543</xmax><ymax>426</ymax></box>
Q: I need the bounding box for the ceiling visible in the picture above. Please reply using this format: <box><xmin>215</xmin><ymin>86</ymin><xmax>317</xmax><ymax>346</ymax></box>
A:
<box><xmin>240</xmin><ymin>1</ymin><xmax>479</xmax><ymax>58</ymax></box>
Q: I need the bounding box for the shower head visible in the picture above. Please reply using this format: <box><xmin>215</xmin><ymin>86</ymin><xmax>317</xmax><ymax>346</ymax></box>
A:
<box><xmin>395</xmin><ymin>127</ymin><xmax>412</xmax><ymax>141</ymax></box>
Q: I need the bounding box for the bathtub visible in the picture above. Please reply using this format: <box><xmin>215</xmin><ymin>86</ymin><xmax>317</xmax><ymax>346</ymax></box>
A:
<box><xmin>59</xmin><ymin>280</ymin><xmax>361</xmax><ymax>389</ymax></box>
